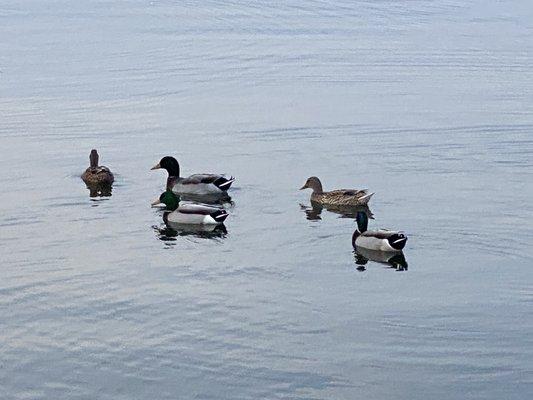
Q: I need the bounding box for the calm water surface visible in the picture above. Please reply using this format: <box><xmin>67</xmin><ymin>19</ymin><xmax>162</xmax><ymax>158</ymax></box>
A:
<box><xmin>1</xmin><ymin>1</ymin><xmax>533</xmax><ymax>399</ymax></box>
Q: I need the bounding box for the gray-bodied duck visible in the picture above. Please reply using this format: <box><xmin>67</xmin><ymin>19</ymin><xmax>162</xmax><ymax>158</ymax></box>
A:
<box><xmin>151</xmin><ymin>156</ymin><xmax>234</xmax><ymax>196</ymax></box>
<box><xmin>81</xmin><ymin>149</ymin><xmax>114</xmax><ymax>185</ymax></box>
<box><xmin>300</xmin><ymin>176</ymin><xmax>373</xmax><ymax>207</ymax></box>
<box><xmin>152</xmin><ymin>190</ymin><xmax>228</xmax><ymax>225</ymax></box>
<box><xmin>352</xmin><ymin>211</ymin><xmax>407</xmax><ymax>252</ymax></box>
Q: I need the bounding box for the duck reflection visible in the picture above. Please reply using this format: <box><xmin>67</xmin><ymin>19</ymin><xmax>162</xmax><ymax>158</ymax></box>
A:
<box><xmin>154</xmin><ymin>221</ymin><xmax>228</xmax><ymax>242</ymax></box>
<box><xmin>354</xmin><ymin>247</ymin><xmax>408</xmax><ymax>271</ymax></box>
<box><xmin>301</xmin><ymin>201</ymin><xmax>374</xmax><ymax>221</ymax></box>
<box><xmin>179</xmin><ymin>192</ymin><xmax>233</xmax><ymax>206</ymax></box>
<box><xmin>86</xmin><ymin>183</ymin><xmax>112</xmax><ymax>198</ymax></box>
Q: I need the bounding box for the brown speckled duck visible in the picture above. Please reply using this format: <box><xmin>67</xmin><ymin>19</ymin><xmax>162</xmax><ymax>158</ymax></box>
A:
<box><xmin>81</xmin><ymin>149</ymin><xmax>114</xmax><ymax>185</ymax></box>
<box><xmin>300</xmin><ymin>176</ymin><xmax>374</xmax><ymax>207</ymax></box>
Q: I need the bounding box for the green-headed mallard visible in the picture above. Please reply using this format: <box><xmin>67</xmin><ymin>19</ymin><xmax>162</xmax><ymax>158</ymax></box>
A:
<box><xmin>151</xmin><ymin>156</ymin><xmax>234</xmax><ymax>196</ymax></box>
<box><xmin>152</xmin><ymin>190</ymin><xmax>228</xmax><ymax>225</ymax></box>
<box><xmin>352</xmin><ymin>211</ymin><xmax>407</xmax><ymax>252</ymax></box>
<box><xmin>81</xmin><ymin>149</ymin><xmax>114</xmax><ymax>185</ymax></box>
<box><xmin>300</xmin><ymin>176</ymin><xmax>373</xmax><ymax>206</ymax></box>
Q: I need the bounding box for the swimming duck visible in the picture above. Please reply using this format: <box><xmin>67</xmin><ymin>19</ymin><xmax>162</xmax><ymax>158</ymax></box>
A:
<box><xmin>152</xmin><ymin>190</ymin><xmax>228</xmax><ymax>225</ymax></box>
<box><xmin>81</xmin><ymin>149</ymin><xmax>114</xmax><ymax>185</ymax></box>
<box><xmin>300</xmin><ymin>176</ymin><xmax>373</xmax><ymax>206</ymax></box>
<box><xmin>352</xmin><ymin>211</ymin><xmax>407</xmax><ymax>252</ymax></box>
<box><xmin>151</xmin><ymin>156</ymin><xmax>234</xmax><ymax>196</ymax></box>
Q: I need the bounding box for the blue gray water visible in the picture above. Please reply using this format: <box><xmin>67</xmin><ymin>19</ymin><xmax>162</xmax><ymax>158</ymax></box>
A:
<box><xmin>1</xmin><ymin>1</ymin><xmax>532</xmax><ymax>399</ymax></box>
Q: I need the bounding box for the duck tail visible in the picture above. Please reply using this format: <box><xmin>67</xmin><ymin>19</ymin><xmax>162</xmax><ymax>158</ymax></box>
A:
<box><xmin>210</xmin><ymin>209</ymin><xmax>229</xmax><ymax>223</ymax></box>
<box><xmin>358</xmin><ymin>192</ymin><xmax>374</xmax><ymax>205</ymax></box>
<box><xmin>387</xmin><ymin>233</ymin><xmax>407</xmax><ymax>251</ymax></box>
<box><xmin>214</xmin><ymin>176</ymin><xmax>235</xmax><ymax>191</ymax></box>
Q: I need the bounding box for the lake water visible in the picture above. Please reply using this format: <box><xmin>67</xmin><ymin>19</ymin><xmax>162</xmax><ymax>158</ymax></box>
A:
<box><xmin>1</xmin><ymin>1</ymin><xmax>532</xmax><ymax>399</ymax></box>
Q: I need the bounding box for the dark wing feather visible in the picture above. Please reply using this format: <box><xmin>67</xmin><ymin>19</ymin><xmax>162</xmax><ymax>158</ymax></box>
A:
<box><xmin>361</xmin><ymin>229</ymin><xmax>400</xmax><ymax>239</ymax></box>
<box><xmin>96</xmin><ymin>166</ymin><xmax>112</xmax><ymax>174</ymax></box>
<box><xmin>340</xmin><ymin>189</ymin><xmax>368</xmax><ymax>197</ymax></box>
<box><xmin>180</xmin><ymin>174</ymin><xmax>221</xmax><ymax>185</ymax></box>
<box><xmin>178</xmin><ymin>203</ymin><xmax>222</xmax><ymax>215</ymax></box>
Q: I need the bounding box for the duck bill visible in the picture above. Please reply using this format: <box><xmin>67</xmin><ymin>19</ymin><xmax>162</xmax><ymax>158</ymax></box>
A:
<box><xmin>150</xmin><ymin>162</ymin><xmax>161</xmax><ymax>170</ymax></box>
<box><xmin>299</xmin><ymin>185</ymin><xmax>307</xmax><ymax>190</ymax></box>
<box><xmin>151</xmin><ymin>199</ymin><xmax>162</xmax><ymax>207</ymax></box>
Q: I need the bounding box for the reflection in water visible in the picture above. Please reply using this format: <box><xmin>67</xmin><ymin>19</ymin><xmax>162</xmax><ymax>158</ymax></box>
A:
<box><xmin>300</xmin><ymin>203</ymin><xmax>322</xmax><ymax>220</ymax></box>
<box><xmin>86</xmin><ymin>183</ymin><xmax>112</xmax><ymax>199</ymax></box>
<box><xmin>301</xmin><ymin>201</ymin><xmax>374</xmax><ymax>220</ymax></box>
<box><xmin>354</xmin><ymin>247</ymin><xmax>408</xmax><ymax>271</ymax></box>
<box><xmin>179</xmin><ymin>192</ymin><xmax>233</xmax><ymax>206</ymax></box>
<box><xmin>154</xmin><ymin>220</ymin><xmax>228</xmax><ymax>244</ymax></box>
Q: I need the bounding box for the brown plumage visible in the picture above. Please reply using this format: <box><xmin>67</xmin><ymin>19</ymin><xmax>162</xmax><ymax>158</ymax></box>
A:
<box><xmin>300</xmin><ymin>176</ymin><xmax>374</xmax><ymax>206</ymax></box>
<box><xmin>81</xmin><ymin>149</ymin><xmax>114</xmax><ymax>185</ymax></box>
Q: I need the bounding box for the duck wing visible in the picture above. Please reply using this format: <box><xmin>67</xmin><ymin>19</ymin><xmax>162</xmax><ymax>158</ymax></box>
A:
<box><xmin>83</xmin><ymin>166</ymin><xmax>112</xmax><ymax>174</ymax></box>
<box><xmin>178</xmin><ymin>203</ymin><xmax>223</xmax><ymax>215</ymax></box>
<box><xmin>325</xmin><ymin>189</ymin><xmax>374</xmax><ymax>205</ymax></box>
<box><xmin>177</xmin><ymin>203</ymin><xmax>229</xmax><ymax>224</ymax></box>
<box><xmin>181</xmin><ymin>174</ymin><xmax>220</xmax><ymax>184</ymax></box>
<box><xmin>82</xmin><ymin>166</ymin><xmax>114</xmax><ymax>185</ymax></box>
<box><xmin>181</xmin><ymin>174</ymin><xmax>235</xmax><ymax>190</ymax></box>
<box><xmin>337</xmin><ymin>188</ymin><xmax>369</xmax><ymax>197</ymax></box>
<box><xmin>361</xmin><ymin>229</ymin><xmax>402</xmax><ymax>239</ymax></box>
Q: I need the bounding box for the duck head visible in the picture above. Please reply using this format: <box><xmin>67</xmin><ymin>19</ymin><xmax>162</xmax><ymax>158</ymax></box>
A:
<box><xmin>299</xmin><ymin>176</ymin><xmax>323</xmax><ymax>194</ymax></box>
<box><xmin>151</xmin><ymin>190</ymin><xmax>180</xmax><ymax>211</ymax></box>
<box><xmin>151</xmin><ymin>156</ymin><xmax>180</xmax><ymax>177</ymax></box>
<box><xmin>89</xmin><ymin>149</ymin><xmax>99</xmax><ymax>168</ymax></box>
<box><xmin>355</xmin><ymin>211</ymin><xmax>368</xmax><ymax>233</ymax></box>
<box><xmin>352</xmin><ymin>211</ymin><xmax>369</xmax><ymax>247</ymax></box>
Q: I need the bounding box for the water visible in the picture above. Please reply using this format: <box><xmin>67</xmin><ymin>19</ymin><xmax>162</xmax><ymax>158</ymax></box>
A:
<box><xmin>1</xmin><ymin>1</ymin><xmax>532</xmax><ymax>399</ymax></box>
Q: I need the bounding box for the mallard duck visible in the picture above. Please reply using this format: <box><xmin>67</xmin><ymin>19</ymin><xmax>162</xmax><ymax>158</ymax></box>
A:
<box><xmin>300</xmin><ymin>176</ymin><xmax>373</xmax><ymax>206</ymax></box>
<box><xmin>352</xmin><ymin>211</ymin><xmax>407</xmax><ymax>252</ymax></box>
<box><xmin>151</xmin><ymin>156</ymin><xmax>234</xmax><ymax>196</ymax></box>
<box><xmin>152</xmin><ymin>190</ymin><xmax>228</xmax><ymax>225</ymax></box>
<box><xmin>81</xmin><ymin>149</ymin><xmax>114</xmax><ymax>185</ymax></box>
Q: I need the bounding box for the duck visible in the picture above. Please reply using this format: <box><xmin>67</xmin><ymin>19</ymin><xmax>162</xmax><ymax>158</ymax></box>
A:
<box><xmin>152</xmin><ymin>190</ymin><xmax>228</xmax><ymax>225</ymax></box>
<box><xmin>300</xmin><ymin>176</ymin><xmax>374</xmax><ymax>206</ymax></box>
<box><xmin>81</xmin><ymin>149</ymin><xmax>114</xmax><ymax>185</ymax></box>
<box><xmin>352</xmin><ymin>211</ymin><xmax>407</xmax><ymax>252</ymax></box>
<box><xmin>151</xmin><ymin>156</ymin><xmax>234</xmax><ymax>196</ymax></box>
